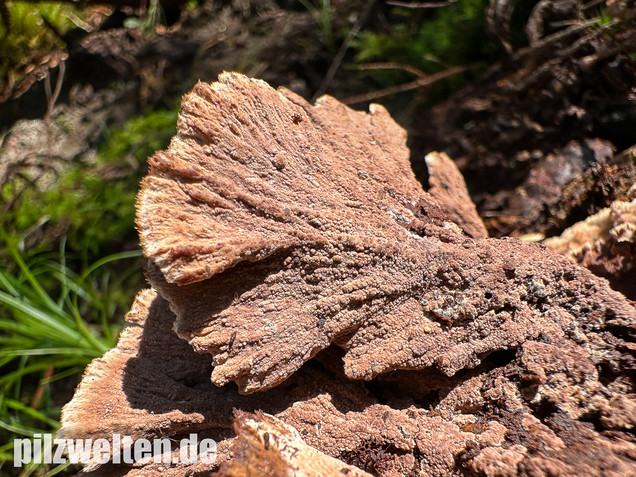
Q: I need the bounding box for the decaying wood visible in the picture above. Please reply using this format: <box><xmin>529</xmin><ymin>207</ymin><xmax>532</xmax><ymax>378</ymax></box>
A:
<box><xmin>61</xmin><ymin>73</ymin><xmax>636</xmax><ymax>475</ymax></box>
<box><xmin>544</xmin><ymin>189</ymin><xmax>636</xmax><ymax>298</ymax></box>
<box><xmin>479</xmin><ymin>139</ymin><xmax>636</xmax><ymax>241</ymax></box>
<box><xmin>410</xmin><ymin>2</ymin><xmax>636</xmax><ymax>240</ymax></box>
<box><xmin>218</xmin><ymin>411</ymin><xmax>374</xmax><ymax>477</ymax></box>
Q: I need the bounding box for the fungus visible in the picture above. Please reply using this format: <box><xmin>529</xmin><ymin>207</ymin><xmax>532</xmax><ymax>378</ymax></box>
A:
<box><xmin>217</xmin><ymin>411</ymin><xmax>374</xmax><ymax>476</ymax></box>
<box><xmin>61</xmin><ymin>73</ymin><xmax>636</xmax><ymax>475</ymax></box>
<box><xmin>137</xmin><ymin>73</ymin><xmax>634</xmax><ymax>394</ymax></box>
<box><xmin>424</xmin><ymin>151</ymin><xmax>488</xmax><ymax>239</ymax></box>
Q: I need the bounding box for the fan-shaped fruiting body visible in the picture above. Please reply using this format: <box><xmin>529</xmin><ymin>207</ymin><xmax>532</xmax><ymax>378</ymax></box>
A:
<box><xmin>137</xmin><ymin>73</ymin><xmax>634</xmax><ymax>394</ymax></box>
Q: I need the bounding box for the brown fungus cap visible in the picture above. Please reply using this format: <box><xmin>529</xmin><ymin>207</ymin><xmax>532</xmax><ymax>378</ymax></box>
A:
<box><xmin>137</xmin><ymin>73</ymin><xmax>634</xmax><ymax>395</ymax></box>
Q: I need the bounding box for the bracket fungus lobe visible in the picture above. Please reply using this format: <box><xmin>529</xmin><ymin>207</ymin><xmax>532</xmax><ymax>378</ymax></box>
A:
<box><xmin>61</xmin><ymin>73</ymin><xmax>636</xmax><ymax>476</ymax></box>
<box><xmin>137</xmin><ymin>72</ymin><xmax>635</xmax><ymax>395</ymax></box>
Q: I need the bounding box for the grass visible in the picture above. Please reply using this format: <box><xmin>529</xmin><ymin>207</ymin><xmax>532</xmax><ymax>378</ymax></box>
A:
<box><xmin>299</xmin><ymin>0</ymin><xmax>335</xmax><ymax>53</ymax></box>
<box><xmin>0</xmin><ymin>103</ymin><xmax>173</xmax><ymax>475</ymax></box>
<box><xmin>0</xmin><ymin>233</ymin><xmax>143</xmax><ymax>474</ymax></box>
<box><xmin>122</xmin><ymin>0</ymin><xmax>163</xmax><ymax>33</ymax></box>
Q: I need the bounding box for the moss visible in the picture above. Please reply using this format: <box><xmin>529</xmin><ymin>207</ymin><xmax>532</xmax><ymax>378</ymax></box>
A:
<box><xmin>0</xmin><ymin>2</ymin><xmax>85</xmax><ymax>82</ymax></box>
<box><xmin>1</xmin><ymin>106</ymin><xmax>178</xmax><ymax>261</ymax></box>
<box><xmin>355</xmin><ymin>0</ymin><xmax>497</xmax><ymax>67</ymax></box>
<box><xmin>98</xmin><ymin>108</ymin><xmax>178</xmax><ymax>165</ymax></box>
<box><xmin>350</xmin><ymin>0</ymin><xmax>499</xmax><ymax>103</ymax></box>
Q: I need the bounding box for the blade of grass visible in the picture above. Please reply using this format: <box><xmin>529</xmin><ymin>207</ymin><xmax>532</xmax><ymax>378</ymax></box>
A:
<box><xmin>0</xmin><ymin>270</ymin><xmax>20</xmax><ymax>296</ymax></box>
<box><xmin>79</xmin><ymin>249</ymin><xmax>143</xmax><ymax>280</ymax></box>
<box><xmin>0</xmin><ymin>242</ymin><xmax>142</xmax><ymax>469</ymax></box>
<box><xmin>0</xmin><ymin>359</ymin><xmax>84</xmax><ymax>388</ymax></box>
<box><xmin>2</xmin><ymin>237</ymin><xmax>61</xmax><ymax>317</ymax></box>
<box><xmin>0</xmin><ymin>291</ymin><xmax>84</xmax><ymax>343</ymax></box>
<box><xmin>42</xmin><ymin>462</ymin><xmax>74</xmax><ymax>477</ymax></box>
<box><xmin>0</xmin><ymin>418</ymin><xmax>43</xmax><ymax>436</ymax></box>
<box><xmin>67</xmin><ymin>302</ymin><xmax>110</xmax><ymax>353</ymax></box>
<box><xmin>40</xmin><ymin>366</ymin><xmax>85</xmax><ymax>385</ymax></box>
<box><xmin>0</xmin><ymin>348</ymin><xmax>100</xmax><ymax>358</ymax></box>
<box><xmin>4</xmin><ymin>399</ymin><xmax>59</xmax><ymax>428</ymax></box>
<box><xmin>13</xmin><ymin>355</ymin><xmax>28</xmax><ymax>402</ymax></box>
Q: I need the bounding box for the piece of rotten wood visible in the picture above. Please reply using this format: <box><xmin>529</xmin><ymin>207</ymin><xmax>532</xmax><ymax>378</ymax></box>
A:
<box><xmin>217</xmin><ymin>411</ymin><xmax>373</xmax><ymax>477</ymax></box>
<box><xmin>544</xmin><ymin>193</ymin><xmax>636</xmax><ymax>299</ymax></box>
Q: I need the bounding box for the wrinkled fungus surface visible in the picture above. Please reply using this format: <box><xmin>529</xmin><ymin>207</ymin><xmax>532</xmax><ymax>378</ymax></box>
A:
<box><xmin>138</xmin><ymin>73</ymin><xmax>634</xmax><ymax>394</ymax></box>
<box><xmin>61</xmin><ymin>73</ymin><xmax>636</xmax><ymax>476</ymax></box>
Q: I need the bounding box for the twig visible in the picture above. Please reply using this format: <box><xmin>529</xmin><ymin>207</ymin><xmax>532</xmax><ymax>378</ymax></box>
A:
<box><xmin>582</xmin><ymin>0</ymin><xmax>605</xmax><ymax>10</ymax></box>
<box><xmin>0</xmin><ymin>0</ymin><xmax>10</xmax><ymax>38</ymax></box>
<box><xmin>504</xmin><ymin>20</ymin><xmax>622</xmax><ymax>94</ymax></box>
<box><xmin>579</xmin><ymin>29</ymin><xmax>636</xmax><ymax>70</ymax></box>
<box><xmin>43</xmin><ymin>60</ymin><xmax>65</xmax><ymax>162</ymax></box>
<box><xmin>556</xmin><ymin>20</ymin><xmax>620</xmax><ymax>59</ymax></box>
<box><xmin>357</xmin><ymin>62</ymin><xmax>428</xmax><ymax>78</ymax></box>
<box><xmin>512</xmin><ymin>19</ymin><xmax>597</xmax><ymax>62</ymax></box>
<box><xmin>487</xmin><ymin>0</ymin><xmax>515</xmax><ymax>54</ymax></box>
<box><xmin>18</xmin><ymin>214</ymin><xmax>53</xmax><ymax>251</ymax></box>
<box><xmin>45</xmin><ymin>60</ymin><xmax>65</xmax><ymax>121</ymax></box>
<box><xmin>480</xmin><ymin>18</ymin><xmax>600</xmax><ymax>82</ymax></box>
<box><xmin>387</xmin><ymin>0</ymin><xmax>459</xmax><ymax>8</ymax></box>
<box><xmin>41</xmin><ymin>15</ymin><xmax>64</xmax><ymax>42</ymax></box>
<box><xmin>3</xmin><ymin>163</ymin><xmax>55</xmax><ymax>213</ymax></box>
<box><xmin>312</xmin><ymin>0</ymin><xmax>376</xmax><ymax>100</ymax></box>
<box><xmin>343</xmin><ymin>63</ymin><xmax>472</xmax><ymax>104</ymax></box>
<box><xmin>506</xmin><ymin>58</ymin><xmax>559</xmax><ymax>93</ymax></box>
